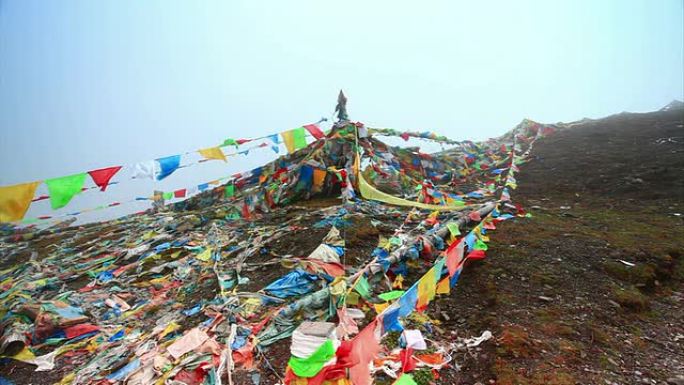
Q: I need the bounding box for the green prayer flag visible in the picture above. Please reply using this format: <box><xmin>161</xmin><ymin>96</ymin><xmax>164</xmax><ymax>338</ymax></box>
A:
<box><xmin>474</xmin><ymin>238</ymin><xmax>488</xmax><ymax>251</ymax></box>
<box><xmin>292</xmin><ymin>127</ymin><xmax>307</xmax><ymax>149</ymax></box>
<box><xmin>378</xmin><ymin>290</ymin><xmax>405</xmax><ymax>301</ymax></box>
<box><xmin>45</xmin><ymin>173</ymin><xmax>87</xmax><ymax>209</ymax></box>
<box><xmin>287</xmin><ymin>339</ymin><xmax>335</xmax><ymax>377</ymax></box>
<box><xmin>354</xmin><ymin>275</ymin><xmax>372</xmax><ymax>299</ymax></box>
<box><xmin>394</xmin><ymin>373</ymin><xmax>418</xmax><ymax>385</ymax></box>
<box><xmin>446</xmin><ymin>223</ymin><xmax>461</xmax><ymax>237</ymax></box>
<box><xmin>225</xmin><ymin>184</ymin><xmax>235</xmax><ymax>198</ymax></box>
<box><xmin>222</xmin><ymin>138</ymin><xmax>238</xmax><ymax>148</ymax></box>
<box><xmin>163</xmin><ymin>192</ymin><xmax>173</xmax><ymax>200</ymax></box>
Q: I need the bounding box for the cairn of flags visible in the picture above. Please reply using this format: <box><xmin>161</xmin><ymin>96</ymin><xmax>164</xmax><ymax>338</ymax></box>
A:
<box><xmin>0</xmin><ymin>99</ymin><xmax>556</xmax><ymax>385</ymax></box>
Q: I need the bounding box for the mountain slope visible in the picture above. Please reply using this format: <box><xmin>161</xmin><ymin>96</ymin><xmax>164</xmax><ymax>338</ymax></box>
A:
<box><xmin>433</xmin><ymin>108</ymin><xmax>684</xmax><ymax>384</ymax></box>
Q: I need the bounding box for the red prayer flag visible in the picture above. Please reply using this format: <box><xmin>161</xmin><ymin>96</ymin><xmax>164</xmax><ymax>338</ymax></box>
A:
<box><xmin>446</xmin><ymin>240</ymin><xmax>464</xmax><ymax>277</ymax></box>
<box><xmin>400</xmin><ymin>348</ymin><xmax>418</xmax><ymax>372</ymax></box>
<box><xmin>88</xmin><ymin>166</ymin><xmax>122</xmax><ymax>191</ymax></box>
<box><xmin>303</xmin><ymin>124</ymin><xmax>325</xmax><ymax>140</ymax></box>
<box><xmin>466</xmin><ymin>249</ymin><xmax>486</xmax><ymax>260</ymax></box>
<box><xmin>468</xmin><ymin>210</ymin><xmax>482</xmax><ymax>221</ymax></box>
<box><xmin>64</xmin><ymin>323</ymin><xmax>99</xmax><ymax>339</ymax></box>
<box><xmin>350</xmin><ymin>319</ymin><xmax>381</xmax><ymax>385</ymax></box>
<box><xmin>174</xmin><ymin>189</ymin><xmax>186</xmax><ymax>198</ymax></box>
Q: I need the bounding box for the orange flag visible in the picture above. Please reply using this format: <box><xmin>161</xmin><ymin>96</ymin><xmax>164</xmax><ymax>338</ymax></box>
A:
<box><xmin>0</xmin><ymin>181</ymin><xmax>41</xmax><ymax>222</ymax></box>
<box><xmin>436</xmin><ymin>276</ymin><xmax>450</xmax><ymax>295</ymax></box>
<box><xmin>312</xmin><ymin>169</ymin><xmax>327</xmax><ymax>192</ymax></box>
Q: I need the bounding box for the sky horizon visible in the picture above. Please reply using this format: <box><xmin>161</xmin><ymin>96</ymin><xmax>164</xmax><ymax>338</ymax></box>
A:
<box><xmin>1</xmin><ymin>0</ymin><xmax>683</xmax><ymax>224</ymax></box>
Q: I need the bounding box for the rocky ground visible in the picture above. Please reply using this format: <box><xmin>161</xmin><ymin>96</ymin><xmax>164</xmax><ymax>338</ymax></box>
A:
<box><xmin>426</xmin><ymin>109</ymin><xmax>684</xmax><ymax>385</ymax></box>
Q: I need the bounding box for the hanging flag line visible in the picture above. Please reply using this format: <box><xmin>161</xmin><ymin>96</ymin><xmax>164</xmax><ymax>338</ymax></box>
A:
<box><xmin>19</xmin><ymin>175</ymin><xmax>236</xmax><ymax>226</ymax></box>
<box><xmin>0</xmin><ymin>122</ymin><xmax>329</xmax><ymax>223</ymax></box>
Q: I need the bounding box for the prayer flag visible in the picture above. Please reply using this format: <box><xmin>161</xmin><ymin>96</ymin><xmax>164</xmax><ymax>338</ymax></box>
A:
<box><xmin>88</xmin><ymin>166</ymin><xmax>122</xmax><ymax>191</ymax></box>
<box><xmin>287</xmin><ymin>339</ymin><xmax>336</xmax><ymax>378</ymax></box>
<box><xmin>0</xmin><ymin>181</ymin><xmax>40</xmax><ymax>222</ymax></box>
<box><xmin>398</xmin><ymin>285</ymin><xmax>418</xmax><ymax>317</ymax></box>
<box><xmin>446</xmin><ymin>240</ymin><xmax>464</xmax><ymax>277</ymax></box>
<box><xmin>349</xmin><ymin>320</ymin><xmax>381</xmax><ymax>385</ymax></box>
<box><xmin>45</xmin><ymin>173</ymin><xmax>87</xmax><ymax>209</ymax></box>
<box><xmin>353</xmin><ymin>275</ymin><xmax>372</xmax><ymax>299</ymax></box>
<box><xmin>312</xmin><ymin>169</ymin><xmax>327</xmax><ymax>192</ymax></box>
<box><xmin>174</xmin><ymin>189</ymin><xmax>186</xmax><ymax>198</ymax></box>
<box><xmin>225</xmin><ymin>184</ymin><xmax>235</xmax><ymax>198</ymax></box>
<box><xmin>436</xmin><ymin>276</ymin><xmax>450</xmax><ymax>294</ymax></box>
<box><xmin>222</xmin><ymin>138</ymin><xmax>238</xmax><ymax>148</ymax></box>
<box><xmin>281</xmin><ymin>127</ymin><xmax>307</xmax><ymax>153</ymax></box>
<box><xmin>132</xmin><ymin>161</ymin><xmax>155</xmax><ymax>180</ymax></box>
<box><xmin>393</xmin><ymin>373</ymin><xmax>417</xmax><ymax>385</ymax></box>
<box><xmin>155</xmin><ymin>155</ymin><xmax>181</xmax><ymax>181</ymax></box>
<box><xmin>303</xmin><ymin>124</ymin><xmax>325</xmax><ymax>140</ymax></box>
<box><xmin>198</xmin><ymin>147</ymin><xmax>226</xmax><ymax>162</ymax></box>
<box><xmin>416</xmin><ymin>267</ymin><xmax>437</xmax><ymax>311</ymax></box>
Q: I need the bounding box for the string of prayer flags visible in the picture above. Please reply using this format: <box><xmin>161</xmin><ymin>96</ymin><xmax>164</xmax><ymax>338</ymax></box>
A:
<box><xmin>45</xmin><ymin>173</ymin><xmax>88</xmax><ymax>209</ymax></box>
<box><xmin>88</xmin><ymin>166</ymin><xmax>122</xmax><ymax>191</ymax></box>
<box><xmin>155</xmin><ymin>155</ymin><xmax>181</xmax><ymax>181</ymax></box>
<box><xmin>0</xmin><ymin>181</ymin><xmax>41</xmax><ymax>222</ymax></box>
<box><xmin>303</xmin><ymin>124</ymin><xmax>325</xmax><ymax>140</ymax></box>
<box><xmin>281</xmin><ymin>127</ymin><xmax>307</xmax><ymax>153</ymax></box>
<box><xmin>268</xmin><ymin>134</ymin><xmax>280</xmax><ymax>153</ymax></box>
<box><xmin>198</xmin><ymin>147</ymin><xmax>227</xmax><ymax>162</ymax></box>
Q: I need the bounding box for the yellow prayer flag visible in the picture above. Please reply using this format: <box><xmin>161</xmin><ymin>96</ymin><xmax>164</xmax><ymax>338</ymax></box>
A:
<box><xmin>196</xmin><ymin>248</ymin><xmax>212</xmax><ymax>262</ymax></box>
<box><xmin>416</xmin><ymin>267</ymin><xmax>437</xmax><ymax>309</ymax></box>
<box><xmin>0</xmin><ymin>181</ymin><xmax>40</xmax><ymax>222</ymax></box>
<box><xmin>198</xmin><ymin>147</ymin><xmax>227</xmax><ymax>162</ymax></box>
<box><xmin>374</xmin><ymin>302</ymin><xmax>389</xmax><ymax>314</ymax></box>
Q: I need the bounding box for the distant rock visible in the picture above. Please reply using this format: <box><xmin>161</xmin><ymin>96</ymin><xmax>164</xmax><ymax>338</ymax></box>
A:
<box><xmin>660</xmin><ymin>99</ymin><xmax>684</xmax><ymax>111</ymax></box>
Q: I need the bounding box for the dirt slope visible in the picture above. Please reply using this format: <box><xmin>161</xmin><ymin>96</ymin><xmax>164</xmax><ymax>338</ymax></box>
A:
<box><xmin>432</xmin><ymin>108</ymin><xmax>684</xmax><ymax>384</ymax></box>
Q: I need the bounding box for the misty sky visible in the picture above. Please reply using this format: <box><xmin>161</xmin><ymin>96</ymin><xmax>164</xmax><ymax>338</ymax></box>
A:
<box><xmin>1</xmin><ymin>0</ymin><xmax>683</xmax><ymax>224</ymax></box>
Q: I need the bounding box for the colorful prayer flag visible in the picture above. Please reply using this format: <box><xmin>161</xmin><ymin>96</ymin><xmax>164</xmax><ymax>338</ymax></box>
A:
<box><xmin>446</xmin><ymin>240</ymin><xmax>464</xmax><ymax>277</ymax></box>
<box><xmin>198</xmin><ymin>147</ymin><xmax>227</xmax><ymax>162</ymax></box>
<box><xmin>45</xmin><ymin>173</ymin><xmax>87</xmax><ymax>209</ymax></box>
<box><xmin>281</xmin><ymin>127</ymin><xmax>307</xmax><ymax>153</ymax></box>
<box><xmin>88</xmin><ymin>166</ymin><xmax>122</xmax><ymax>191</ymax></box>
<box><xmin>303</xmin><ymin>124</ymin><xmax>325</xmax><ymax>140</ymax></box>
<box><xmin>0</xmin><ymin>181</ymin><xmax>41</xmax><ymax>222</ymax></box>
<box><xmin>155</xmin><ymin>155</ymin><xmax>181</xmax><ymax>181</ymax></box>
<box><xmin>132</xmin><ymin>161</ymin><xmax>155</xmax><ymax>180</ymax></box>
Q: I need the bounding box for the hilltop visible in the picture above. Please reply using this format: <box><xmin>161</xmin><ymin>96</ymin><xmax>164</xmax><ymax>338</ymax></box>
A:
<box><xmin>0</xmin><ymin>105</ymin><xmax>682</xmax><ymax>385</ymax></box>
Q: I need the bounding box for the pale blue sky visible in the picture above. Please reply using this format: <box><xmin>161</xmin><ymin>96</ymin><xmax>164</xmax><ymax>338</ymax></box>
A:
<box><xmin>1</xmin><ymin>0</ymin><xmax>682</xmax><ymax>223</ymax></box>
